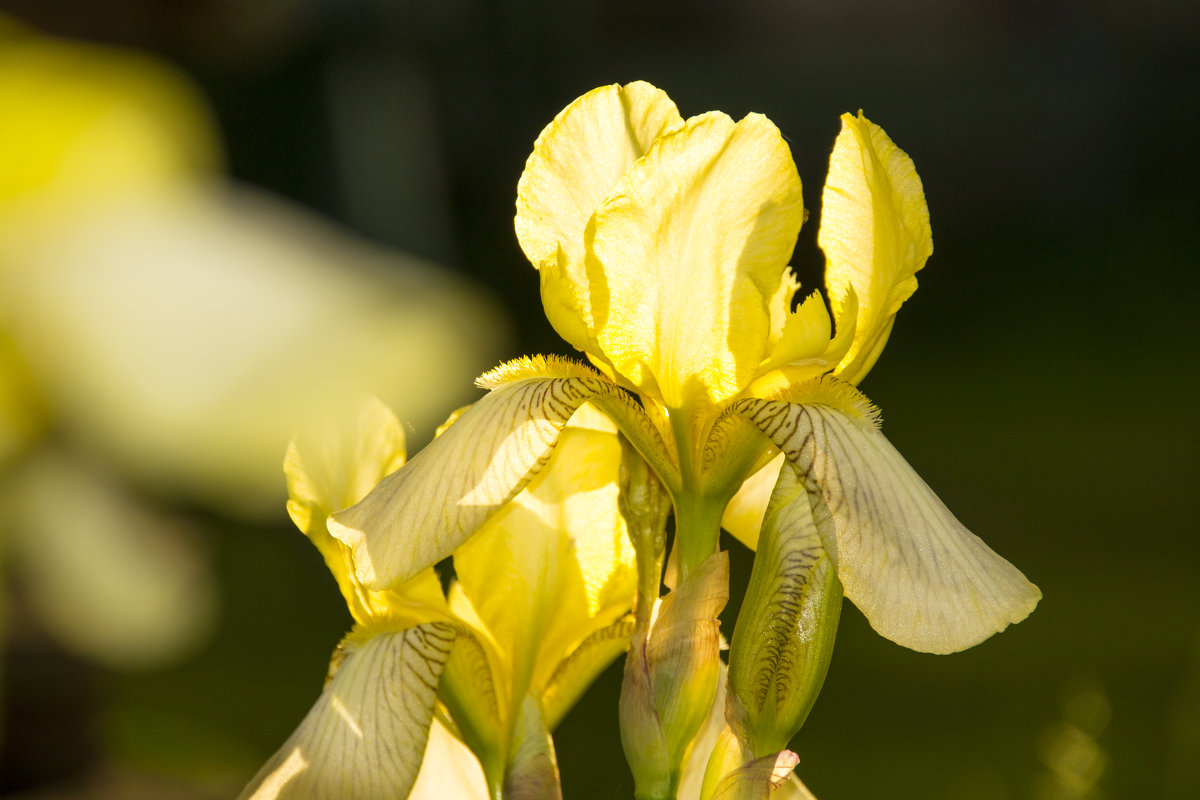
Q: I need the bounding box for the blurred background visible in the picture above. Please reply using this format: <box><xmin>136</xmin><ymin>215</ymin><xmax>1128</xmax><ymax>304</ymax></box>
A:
<box><xmin>0</xmin><ymin>1</ymin><xmax>1197</xmax><ymax>798</ymax></box>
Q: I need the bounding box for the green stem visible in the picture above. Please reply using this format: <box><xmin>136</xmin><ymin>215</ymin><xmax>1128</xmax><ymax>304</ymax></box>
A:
<box><xmin>672</xmin><ymin>490</ymin><xmax>723</xmax><ymax>583</ymax></box>
<box><xmin>667</xmin><ymin>410</ymin><xmax>725</xmax><ymax>582</ymax></box>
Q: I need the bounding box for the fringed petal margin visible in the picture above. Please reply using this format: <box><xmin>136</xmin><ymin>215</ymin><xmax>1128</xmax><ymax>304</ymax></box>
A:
<box><xmin>329</xmin><ymin>357</ymin><xmax>619</xmax><ymax>589</ymax></box>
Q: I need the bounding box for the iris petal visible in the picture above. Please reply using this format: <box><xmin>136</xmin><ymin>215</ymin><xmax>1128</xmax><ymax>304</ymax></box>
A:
<box><xmin>819</xmin><ymin>113</ymin><xmax>932</xmax><ymax>385</ymax></box>
<box><xmin>329</xmin><ymin>357</ymin><xmax>618</xmax><ymax>589</ymax></box>
<box><xmin>736</xmin><ymin>394</ymin><xmax>1040</xmax><ymax>654</ymax></box>
<box><xmin>589</xmin><ymin>111</ymin><xmax>804</xmax><ymax>410</ymax></box>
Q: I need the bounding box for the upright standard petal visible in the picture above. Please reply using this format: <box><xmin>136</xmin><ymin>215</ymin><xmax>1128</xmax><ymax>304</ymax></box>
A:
<box><xmin>819</xmin><ymin>113</ymin><xmax>932</xmax><ymax>385</ymax></box>
<box><xmin>588</xmin><ymin>111</ymin><xmax>804</xmax><ymax>411</ymax></box>
<box><xmin>238</xmin><ymin>622</ymin><xmax>456</xmax><ymax>800</ymax></box>
<box><xmin>284</xmin><ymin>397</ymin><xmax>407</xmax><ymax>602</ymax></box>
<box><xmin>329</xmin><ymin>356</ymin><xmax>617</xmax><ymax>589</ymax></box>
<box><xmin>735</xmin><ymin>388</ymin><xmax>1040</xmax><ymax>654</ymax></box>
<box><xmin>516</xmin><ymin>82</ymin><xmax>683</xmax><ymax>357</ymax></box>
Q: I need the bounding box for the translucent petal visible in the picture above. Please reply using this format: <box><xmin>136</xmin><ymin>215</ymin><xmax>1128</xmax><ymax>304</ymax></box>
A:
<box><xmin>515</xmin><ymin>82</ymin><xmax>683</xmax><ymax>356</ymax></box>
<box><xmin>284</xmin><ymin>397</ymin><xmax>406</xmax><ymax>601</ymax></box>
<box><xmin>735</xmin><ymin>397</ymin><xmax>1040</xmax><ymax>654</ymax></box>
<box><xmin>541</xmin><ymin>615</ymin><xmax>635</xmax><ymax>730</ymax></box>
<box><xmin>238</xmin><ymin>623</ymin><xmax>456</xmax><ymax>800</ymax></box>
<box><xmin>453</xmin><ymin>407</ymin><xmax>635</xmax><ymax>706</ymax></box>
<box><xmin>758</xmin><ymin>292</ymin><xmax>833</xmax><ymax>375</ymax></box>
<box><xmin>819</xmin><ymin>112</ymin><xmax>932</xmax><ymax>385</ymax></box>
<box><xmin>588</xmin><ymin>111</ymin><xmax>804</xmax><ymax>410</ymax></box>
<box><xmin>408</xmin><ymin>719</ymin><xmax>489</xmax><ymax>800</ymax></box>
<box><xmin>329</xmin><ymin>357</ymin><xmax>617</xmax><ymax>589</ymax></box>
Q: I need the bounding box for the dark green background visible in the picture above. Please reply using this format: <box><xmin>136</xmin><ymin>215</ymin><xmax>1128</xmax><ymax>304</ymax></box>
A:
<box><xmin>3</xmin><ymin>1</ymin><xmax>1198</xmax><ymax>798</ymax></box>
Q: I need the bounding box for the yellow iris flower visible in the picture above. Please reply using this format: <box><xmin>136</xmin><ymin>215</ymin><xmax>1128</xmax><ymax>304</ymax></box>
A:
<box><xmin>330</xmin><ymin>81</ymin><xmax>1039</xmax><ymax>659</ymax></box>
<box><xmin>240</xmin><ymin>398</ymin><xmax>635</xmax><ymax>799</ymax></box>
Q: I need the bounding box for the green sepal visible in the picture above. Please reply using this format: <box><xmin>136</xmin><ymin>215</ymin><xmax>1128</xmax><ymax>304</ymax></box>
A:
<box><xmin>728</xmin><ymin>463</ymin><xmax>841</xmax><ymax>756</ymax></box>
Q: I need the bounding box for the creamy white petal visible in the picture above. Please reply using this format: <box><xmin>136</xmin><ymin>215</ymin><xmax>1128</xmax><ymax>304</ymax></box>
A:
<box><xmin>735</xmin><ymin>399</ymin><xmax>1040</xmax><ymax>654</ymax></box>
<box><xmin>239</xmin><ymin>623</ymin><xmax>456</xmax><ymax>800</ymax></box>
<box><xmin>407</xmin><ymin>719</ymin><xmax>489</xmax><ymax>800</ymax></box>
<box><xmin>329</xmin><ymin>357</ymin><xmax>616</xmax><ymax>589</ymax></box>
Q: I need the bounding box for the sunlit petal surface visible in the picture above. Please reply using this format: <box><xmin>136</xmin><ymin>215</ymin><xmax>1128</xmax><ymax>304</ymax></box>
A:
<box><xmin>819</xmin><ymin>112</ymin><xmax>932</xmax><ymax>385</ymax></box>
<box><xmin>330</xmin><ymin>357</ymin><xmax>618</xmax><ymax>588</ymax></box>
<box><xmin>517</xmin><ymin>81</ymin><xmax>682</xmax><ymax>359</ymax></box>
<box><xmin>238</xmin><ymin>624</ymin><xmax>456</xmax><ymax>800</ymax></box>
<box><xmin>737</xmin><ymin>396</ymin><xmax>1040</xmax><ymax>654</ymax></box>
<box><xmin>589</xmin><ymin>111</ymin><xmax>803</xmax><ymax>410</ymax></box>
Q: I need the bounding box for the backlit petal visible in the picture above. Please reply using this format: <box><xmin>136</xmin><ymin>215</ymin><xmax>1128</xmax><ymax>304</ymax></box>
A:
<box><xmin>408</xmin><ymin>719</ymin><xmax>489</xmax><ymax>800</ymax></box>
<box><xmin>284</xmin><ymin>397</ymin><xmax>406</xmax><ymax>602</ymax></box>
<box><xmin>453</xmin><ymin>405</ymin><xmax>635</xmax><ymax>705</ymax></box>
<box><xmin>329</xmin><ymin>356</ymin><xmax>617</xmax><ymax>589</ymax></box>
<box><xmin>588</xmin><ymin>111</ymin><xmax>804</xmax><ymax>410</ymax></box>
<box><xmin>516</xmin><ymin>82</ymin><xmax>682</xmax><ymax>356</ymax></box>
<box><xmin>819</xmin><ymin>112</ymin><xmax>932</xmax><ymax>384</ymax></box>
<box><xmin>238</xmin><ymin>623</ymin><xmax>456</xmax><ymax>800</ymax></box>
<box><xmin>735</xmin><ymin>395</ymin><xmax>1040</xmax><ymax>654</ymax></box>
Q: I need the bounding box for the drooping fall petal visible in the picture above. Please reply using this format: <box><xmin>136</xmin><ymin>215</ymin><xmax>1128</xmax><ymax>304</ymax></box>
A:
<box><xmin>735</xmin><ymin>388</ymin><xmax>1040</xmax><ymax>654</ymax></box>
<box><xmin>329</xmin><ymin>356</ymin><xmax>618</xmax><ymax>589</ymax></box>
<box><xmin>238</xmin><ymin>623</ymin><xmax>457</xmax><ymax>800</ymax></box>
<box><xmin>587</xmin><ymin>110</ymin><xmax>804</xmax><ymax>411</ymax></box>
<box><xmin>819</xmin><ymin>112</ymin><xmax>932</xmax><ymax>385</ymax></box>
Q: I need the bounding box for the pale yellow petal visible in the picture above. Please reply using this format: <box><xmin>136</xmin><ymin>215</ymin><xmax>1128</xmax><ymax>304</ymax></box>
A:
<box><xmin>453</xmin><ymin>408</ymin><xmax>635</xmax><ymax>707</ymax></box>
<box><xmin>516</xmin><ymin>82</ymin><xmax>683</xmax><ymax>355</ymax></box>
<box><xmin>677</xmin><ymin>662</ymin><xmax>732</xmax><ymax>800</ymax></box>
<box><xmin>238</xmin><ymin>623</ymin><xmax>456</xmax><ymax>800</ymax></box>
<box><xmin>819</xmin><ymin>112</ymin><xmax>932</xmax><ymax>384</ymax></box>
<box><xmin>758</xmin><ymin>292</ymin><xmax>832</xmax><ymax>375</ymax></box>
<box><xmin>284</xmin><ymin>396</ymin><xmax>406</xmax><ymax>592</ymax></box>
<box><xmin>735</xmin><ymin>397</ymin><xmax>1040</xmax><ymax>654</ymax></box>
<box><xmin>407</xmin><ymin>719</ymin><xmax>489</xmax><ymax>800</ymax></box>
<box><xmin>540</xmin><ymin>615</ymin><xmax>635</xmax><ymax>730</ymax></box>
<box><xmin>774</xmin><ymin>774</ymin><xmax>818</xmax><ymax>800</ymax></box>
<box><xmin>588</xmin><ymin>111</ymin><xmax>804</xmax><ymax>410</ymax></box>
<box><xmin>437</xmin><ymin>590</ymin><xmax>507</xmax><ymax>782</ymax></box>
<box><xmin>328</xmin><ymin>357</ymin><xmax>618</xmax><ymax>589</ymax></box>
